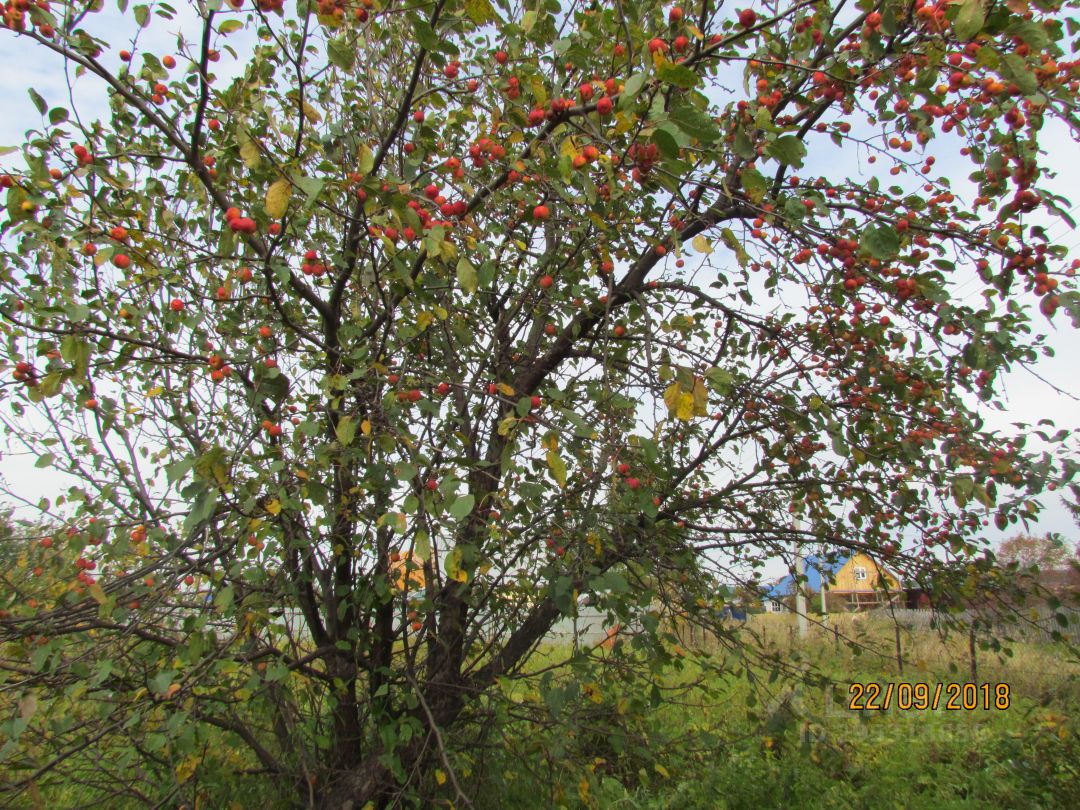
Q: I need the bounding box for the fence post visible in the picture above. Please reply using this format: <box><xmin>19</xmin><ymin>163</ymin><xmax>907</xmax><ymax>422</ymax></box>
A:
<box><xmin>968</xmin><ymin>622</ymin><xmax>977</xmax><ymax>684</ymax></box>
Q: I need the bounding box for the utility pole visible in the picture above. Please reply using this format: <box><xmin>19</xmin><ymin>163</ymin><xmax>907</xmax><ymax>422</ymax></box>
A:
<box><xmin>794</xmin><ymin>540</ymin><xmax>808</xmax><ymax>641</ymax></box>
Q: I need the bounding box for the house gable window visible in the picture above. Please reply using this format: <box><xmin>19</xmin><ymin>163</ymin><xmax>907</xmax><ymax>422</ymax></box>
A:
<box><xmin>854</xmin><ymin>566</ymin><xmax>868</xmax><ymax>582</ymax></box>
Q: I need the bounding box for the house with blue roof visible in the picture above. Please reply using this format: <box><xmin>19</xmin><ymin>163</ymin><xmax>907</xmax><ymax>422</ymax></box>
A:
<box><xmin>762</xmin><ymin>551</ymin><xmax>901</xmax><ymax>613</ymax></box>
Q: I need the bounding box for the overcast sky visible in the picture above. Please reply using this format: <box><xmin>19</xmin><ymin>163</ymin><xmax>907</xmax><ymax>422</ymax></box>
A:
<box><xmin>1</xmin><ymin>7</ymin><xmax>1077</xmax><ymax>567</ymax></box>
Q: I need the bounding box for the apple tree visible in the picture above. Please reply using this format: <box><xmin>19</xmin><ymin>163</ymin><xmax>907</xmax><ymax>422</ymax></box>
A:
<box><xmin>2</xmin><ymin>0</ymin><xmax>1079</xmax><ymax>805</ymax></box>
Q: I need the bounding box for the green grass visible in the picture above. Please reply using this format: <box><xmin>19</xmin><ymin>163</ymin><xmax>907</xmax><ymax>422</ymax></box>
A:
<box><xmin>461</xmin><ymin>616</ymin><xmax>1080</xmax><ymax>809</ymax></box>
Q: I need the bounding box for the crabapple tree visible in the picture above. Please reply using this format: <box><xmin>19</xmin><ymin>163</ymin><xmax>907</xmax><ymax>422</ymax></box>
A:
<box><xmin>2</xmin><ymin>0</ymin><xmax>1079</xmax><ymax>805</ymax></box>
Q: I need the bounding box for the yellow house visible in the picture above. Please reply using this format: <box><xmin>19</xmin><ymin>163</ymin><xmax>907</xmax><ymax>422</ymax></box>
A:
<box><xmin>763</xmin><ymin>552</ymin><xmax>901</xmax><ymax>612</ymax></box>
<box><xmin>390</xmin><ymin>551</ymin><xmax>426</xmax><ymax>592</ymax></box>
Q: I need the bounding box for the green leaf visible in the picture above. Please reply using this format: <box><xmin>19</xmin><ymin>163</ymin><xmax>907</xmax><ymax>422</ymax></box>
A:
<box><xmin>214</xmin><ymin>586</ymin><xmax>234</xmax><ymax>613</ymax></box>
<box><xmin>764</xmin><ymin>135</ymin><xmax>807</xmax><ymax>168</ymax></box>
<box><xmin>48</xmin><ymin>107</ymin><xmax>69</xmax><ymax>125</ymax></box>
<box><xmin>656</xmin><ymin>61</ymin><xmax>699</xmax><ymax>89</ymax></box>
<box><xmin>623</xmin><ymin>71</ymin><xmax>648</xmax><ymax>99</ymax></box>
<box><xmin>60</xmin><ymin>334</ymin><xmax>91</xmax><ymax>378</ymax></box>
<box><xmin>165</xmin><ymin>457</ymin><xmax>196</xmax><ymax>486</ymax></box>
<box><xmin>449</xmin><ymin>494</ymin><xmax>475</xmax><ymax>520</ymax></box>
<box><xmin>668</xmin><ymin>104</ymin><xmax>720</xmax><ymax>144</ymax></box>
<box><xmin>953</xmin><ymin>0</ymin><xmax>985</xmax><ymax>41</ymax></box>
<box><xmin>37</xmin><ymin>373</ymin><xmax>64</xmax><ymax>398</ymax></box>
<box><xmin>394</xmin><ymin>462</ymin><xmax>418</xmax><ymax>481</ymax></box>
<box><xmin>414</xmin><ymin>530</ymin><xmax>431</xmax><ymax>561</ymax></box>
<box><xmin>183</xmin><ymin>488</ymin><xmax>219</xmax><ymax>536</ymax></box>
<box><xmin>133</xmin><ymin>4</ymin><xmax>150</xmax><ymax>27</ymax></box>
<box><xmin>733</xmin><ymin>127</ymin><xmax>756</xmax><ymax>160</ymax></box>
<box><xmin>651</xmin><ymin>127</ymin><xmax>680</xmax><ymax>159</ymax></box>
<box><xmin>1000</xmin><ymin>54</ymin><xmax>1037</xmax><ymax>96</ymax></box>
<box><xmin>831</xmin><ymin>431</ymin><xmax>848</xmax><ymax>458</ymax></box>
<box><xmin>295</xmin><ymin>175</ymin><xmax>325</xmax><ymax>201</ymax></box>
<box><xmin>35</xmin><ymin>452</ymin><xmax>55</xmax><ymax>469</ymax></box>
<box><xmin>457</xmin><ymin>257</ymin><xmax>478</xmax><ymax>293</ymax></box>
<box><xmin>218</xmin><ymin>18</ymin><xmax>243</xmax><ymax>35</ymax></box>
<box><xmin>27</xmin><ymin>88</ymin><xmax>47</xmax><ymax>116</ymax></box>
<box><xmin>335</xmin><ymin>415</ymin><xmax>357</xmax><ymax>446</ymax></box>
<box><xmin>861</xmin><ymin>224</ymin><xmax>900</xmax><ymax>260</ymax></box>
<box><xmin>412</xmin><ymin>18</ymin><xmax>440</xmax><ymax>51</ymax></box>
<box><xmin>741</xmin><ymin>166</ymin><xmax>768</xmax><ymax>204</ymax></box>
<box><xmin>328</xmin><ymin>37</ymin><xmax>355</xmax><ymax>71</ymax></box>
<box><xmin>720</xmin><ymin>228</ymin><xmax>750</xmax><ymax>267</ymax></box>
<box><xmin>464</xmin><ymin>0</ymin><xmax>497</xmax><ymax>24</ymax></box>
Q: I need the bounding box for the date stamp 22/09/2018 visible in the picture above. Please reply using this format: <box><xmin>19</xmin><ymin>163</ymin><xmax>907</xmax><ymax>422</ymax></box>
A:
<box><xmin>847</xmin><ymin>682</ymin><xmax>1011</xmax><ymax>711</ymax></box>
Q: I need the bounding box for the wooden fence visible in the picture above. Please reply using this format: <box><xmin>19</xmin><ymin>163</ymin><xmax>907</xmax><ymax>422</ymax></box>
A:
<box><xmin>865</xmin><ymin>605</ymin><xmax>1080</xmax><ymax>645</ymax></box>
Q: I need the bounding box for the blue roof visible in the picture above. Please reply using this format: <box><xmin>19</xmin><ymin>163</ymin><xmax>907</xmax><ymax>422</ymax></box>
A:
<box><xmin>763</xmin><ymin>554</ymin><xmax>850</xmax><ymax>599</ymax></box>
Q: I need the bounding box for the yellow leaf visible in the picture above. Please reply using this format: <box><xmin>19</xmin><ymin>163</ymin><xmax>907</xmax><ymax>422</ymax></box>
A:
<box><xmin>166</xmin><ymin>682</ymin><xmax>182</xmax><ymax>699</ymax></box>
<box><xmin>529</xmin><ymin>76</ymin><xmax>548</xmax><ymax>106</ymax></box>
<box><xmin>175</xmin><ymin>752</ymin><xmax>200</xmax><ymax>783</ymax></box>
<box><xmin>614</xmin><ymin>111</ymin><xmax>635</xmax><ymax>135</ymax></box>
<box><xmin>497</xmin><ymin>415</ymin><xmax>517</xmax><ymax>436</ymax></box>
<box><xmin>546</xmin><ymin>450</ymin><xmax>568</xmax><ymax>488</ymax></box>
<box><xmin>417</xmin><ymin>311</ymin><xmax>434</xmax><ymax>330</ymax></box>
<box><xmin>692</xmin><ymin>376</ymin><xmax>709</xmax><ymax>417</ymax></box>
<box><xmin>435</xmin><ymin>770</ymin><xmax>447</xmax><ymax>786</ymax></box>
<box><xmin>663</xmin><ymin>381</ymin><xmax>681</xmax><ymax>417</ymax></box>
<box><xmin>302</xmin><ymin>101</ymin><xmax>322</xmax><ymax>123</ymax></box>
<box><xmin>88</xmin><ymin>583</ymin><xmax>108</xmax><ymax>604</ymax></box>
<box><xmin>239</xmin><ymin>135</ymin><xmax>261</xmax><ymax>169</ymax></box>
<box><xmin>654</xmin><ymin>763</ymin><xmax>670</xmax><ymax>778</ymax></box>
<box><xmin>265</xmin><ymin>499</ymin><xmax>282</xmax><ymax>516</ymax></box>
<box><xmin>496</xmin><ymin>382</ymin><xmax>516</xmax><ymax>396</ymax></box>
<box><xmin>361</xmin><ymin>419</ymin><xmax>372</xmax><ymax>436</ymax></box>
<box><xmin>691</xmin><ymin>234</ymin><xmax>713</xmax><ymax>254</ymax></box>
<box><xmin>357</xmin><ymin>143</ymin><xmax>374</xmax><ymax>175</ymax></box>
<box><xmin>265</xmin><ymin>178</ymin><xmax>292</xmax><ymax>219</ymax></box>
<box><xmin>147</xmin><ymin>386</ymin><xmax>164</xmax><ymax>397</ymax></box>
<box><xmin>676</xmin><ymin>391</ymin><xmax>695</xmax><ymax>421</ymax></box>
<box><xmin>446</xmin><ymin>547</ymin><xmax>468</xmax><ymax>583</ymax></box>
<box><xmin>295</xmin><ymin>468</ymin><xmax>308</xmax><ymax>479</ymax></box>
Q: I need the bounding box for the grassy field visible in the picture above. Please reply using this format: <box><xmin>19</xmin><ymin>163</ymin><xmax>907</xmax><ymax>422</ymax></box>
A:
<box><xmin>464</xmin><ymin>613</ymin><xmax>1080</xmax><ymax>809</ymax></box>
<box><xmin>5</xmin><ymin>614</ymin><xmax>1076</xmax><ymax>808</ymax></box>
